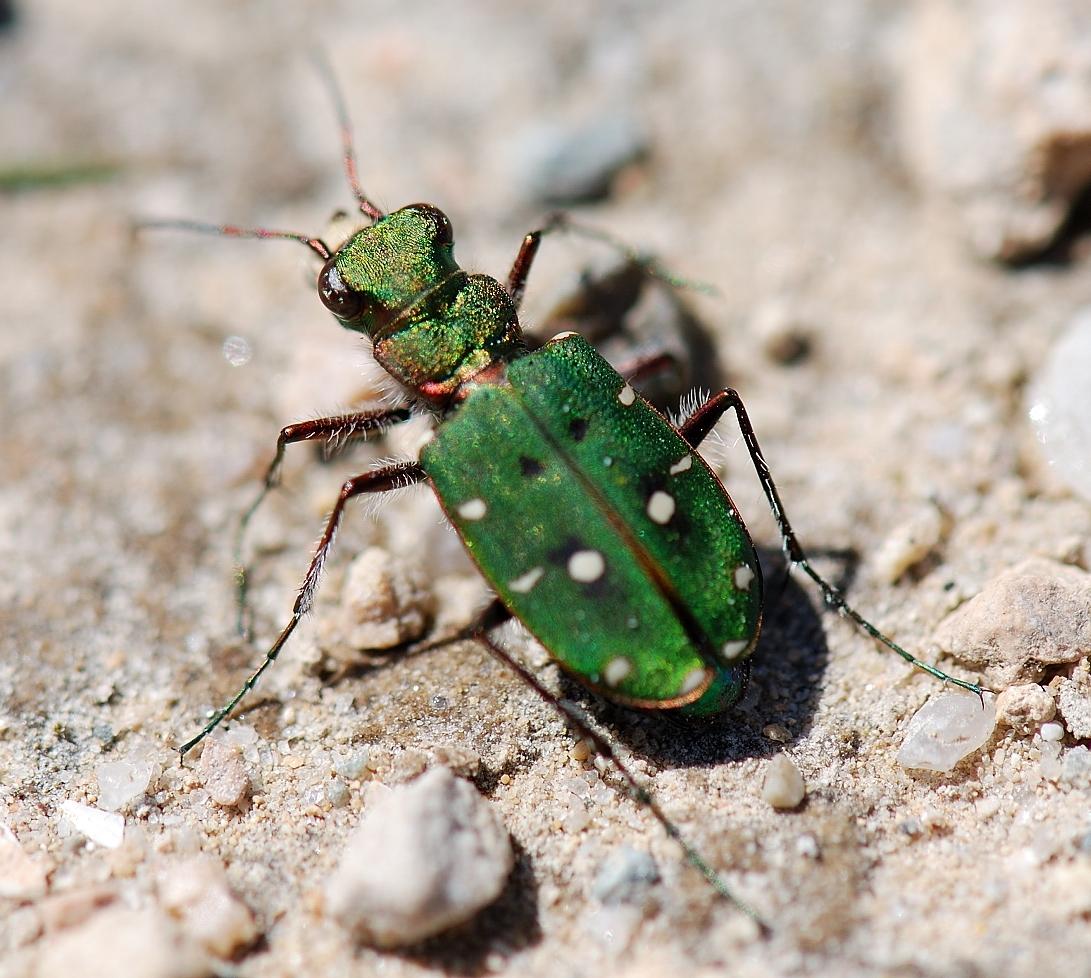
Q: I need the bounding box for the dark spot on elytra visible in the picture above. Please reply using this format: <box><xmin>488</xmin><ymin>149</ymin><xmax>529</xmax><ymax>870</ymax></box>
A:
<box><xmin>568</xmin><ymin>418</ymin><xmax>588</xmax><ymax>441</ymax></box>
<box><xmin>546</xmin><ymin>537</ymin><xmax>585</xmax><ymax>566</ymax></box>
<box><xmin>638</xmin><ymin>470</ymin><xmax>668</xmax><ymax>497</ymax></box>
<box><xmin>519</xmin><ymin>455</ymin><xmax>544</xmax><ymax>477</ymax></box>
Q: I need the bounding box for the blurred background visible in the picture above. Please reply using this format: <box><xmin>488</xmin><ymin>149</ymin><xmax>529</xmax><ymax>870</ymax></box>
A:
<box><xmin>2</xmin><ymin>2</ymin><xmax>1091</xmax><ymax>976</ymax></box>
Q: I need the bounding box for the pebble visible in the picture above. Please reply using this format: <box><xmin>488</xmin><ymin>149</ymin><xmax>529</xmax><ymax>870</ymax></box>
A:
<box><xmin>333</xmin><ymin>748</ymin><xmax>371</xmax><ymax>781</ymax></box>
<box><xmin>897</xmin><ymin>693</ymin><xmax>997</xmax><ymax>772</ymax></box>
<box><xmin>96</xmin><ymin>746</ymin><xmax>158</xmax><ymax>812</ymax></box>
<box><xmin>872</xmin><ymin>501</ymin><xmax>948</xmax><ymax>584</ymax></box>
<box><xmin>592</xmin><ymin>846</ymin><xmax>660</xmax><ymax>906</ymax></box>
<box><xmin>41</xmin><ymin>886</ymin><xmax>117</xmax><ymax>931</ymax></box>
<box><xmin>762</xmin><ymin>723</ymin><xmax>792</xmax><ymax>743</ymax></box>
<box><xmin>1061</xmin><ymin>746</ymin><xmax>1091</xmax><ymax>788</ymax></box>
<box><xmin>995</xmin><ymin>683</ymin><xmax>1055</xmax><ymax>734</ymax></box>
<box><xmin>1040</xmin><ymin>721</ymin><xmax>1065</xmax><ymax>742</ymax></box>
<box><xmin>932</xmin><ymin>558</ymin><xmax>1091</xmax><ymax>685</ymax></box>
<box><xmin>519</xmin><ymin>112</ymin><xmax>647</xmax><ymax>205</ymax></box>
<box><xmin>570</xmin><ymin>738</ymin><xmax>593</xmax><ymax>763</ymax></box>
<box><xmin>335</xmin><ymin>547</ymin><xmax>435</xmax><ymax>652</ymax></box>
<box><xmin>59</xmin><ymin>800</ymin><xmax>124</xmax><ymax>849</ymax></box>
<box><xmin>157</xmin><ymin>855</ymin><xmax>257</xmax><ymax>957</ymax></box>
<box><xmin>1028</xmin><ymin>309</ymin><xmax>1091</xmax><ymax>504</ymax></box>
<box><xmin>751</xmin><ymin>298</ymin><xmax>813</xmax><ymax>366</ymax></box>
<box><xmin>33</xmin><ymin>907</ymin><xmax>209</xmax><ymax>978</ymax></box>
<box><xmin>762</xmin><ymin>754</ymin><xmax>805</xmax><ymax>809</ymax></box>
<box><xmin>0</xmin><ymin>823</ymin><xmax>47</xmax><ymax>899</ymax></box>
<box><xmin>1057</xmin><ymin>672</ymin><xmax>1091</xmax><ymax>740</ymax></box>
<box><xmin>196</xmin><ymin>735</ymin><xmax>252</xmax><ymax>808</ymax></box>
<box><xmin>325</xmin><ymin>766</ymin><xmax>513</xmax><ymax>947</ymax></box>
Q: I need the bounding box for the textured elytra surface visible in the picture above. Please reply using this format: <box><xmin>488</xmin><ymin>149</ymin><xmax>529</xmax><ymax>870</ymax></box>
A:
<box><xmin>422</xmin><ymin>335</ymin><xmax>760</xmax><ymax>709</ymax></box>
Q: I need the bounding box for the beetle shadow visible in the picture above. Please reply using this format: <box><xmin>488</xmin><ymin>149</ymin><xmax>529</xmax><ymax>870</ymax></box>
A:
<box><xmin>385</xmin><ymin>839</ymin><xmax>541</xmax><ymax>975</ymax></box>
<box><xmin>557</xmin><ymin>546</ymin><xmax>846</xmax><ymax>769</ymax></box>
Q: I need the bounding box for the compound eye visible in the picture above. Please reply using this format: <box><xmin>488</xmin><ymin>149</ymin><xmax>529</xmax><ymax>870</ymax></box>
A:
<box><xmin>318</xmin><ymin>257</ymin><xmax>364</xmax><ymax>321</ymax></box>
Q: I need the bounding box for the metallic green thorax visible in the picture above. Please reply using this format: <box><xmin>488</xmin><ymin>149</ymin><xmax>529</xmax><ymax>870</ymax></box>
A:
<box><xmin>323</xmin><ymin>205</ymin><xmax>522</xmax><ymax>404</ymax></box>
<box><xmin>420</xmin><ymin>334</ymin><xmax>763</xmax><ymax>715</ymax></box>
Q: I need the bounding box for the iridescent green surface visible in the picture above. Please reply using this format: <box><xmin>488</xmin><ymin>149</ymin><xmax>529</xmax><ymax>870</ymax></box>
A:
<box><xmin>422</xmin><ymin>335</ymin><xmax>762</xmax><ymax>713</ymax></box>
<box><xmin>330</xmin><ymin>206</ymin><xmax>521</xmax><ymax>398</ymax></box>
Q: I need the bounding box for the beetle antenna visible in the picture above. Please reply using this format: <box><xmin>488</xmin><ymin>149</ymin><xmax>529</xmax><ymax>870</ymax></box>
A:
<box><xmin>309</xmin><ymin>52</ymin><xmax>385</xmax><ymax>223</ymax></box>
<box><xmin>136</xmin><ymin>218</ymin><xmax>332</xmax><ymax>260</ymax></box>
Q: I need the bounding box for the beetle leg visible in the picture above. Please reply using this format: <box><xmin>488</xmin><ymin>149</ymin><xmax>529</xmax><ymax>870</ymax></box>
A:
<box><xmin>505</xmin><ymin>229</ymin><xmax>545</xmax><ymax>310</ymax></box>
<box><xmin>471</xmin><ymin>628</ymin><xmax>767</xmax><ymax>929</ymax></box>
<box><xmin>680</xmin><ymin>389</ymin><xmax>986</xmax><ymax>697</ymax></box>
<box><xmin>235</xmin><ymin>407</ymin><xmax>412</xmax><ymax>638</ymax></box>
<box><xmin>180</xmin><ymin>461</ymin><xmax>425</xmax><ymax>757</ymax></box>
<box><xmin>614</xmin><ymin>350</ymin><xmax>683</xmax><ymax>389</ymax></box>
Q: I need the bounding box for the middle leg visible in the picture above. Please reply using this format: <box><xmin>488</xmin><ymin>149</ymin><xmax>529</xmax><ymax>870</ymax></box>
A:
<box><xmin>181</xmin><ymin>460</ymin><xmax>426</xmax><ymax>756</ymax></box>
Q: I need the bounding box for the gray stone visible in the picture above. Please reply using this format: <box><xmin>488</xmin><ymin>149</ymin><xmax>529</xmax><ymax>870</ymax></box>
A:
<box><xmin>1028</xmin><ymin>310</ymin><xmax>1091</xmax><ymax>506</ymax></box>
<box><xmin>520</xmin><ymin>112</ymin><xmax>647</xmax><ymax>205</ymax></box>
<box><xmin>325</xmin><ymin>767</ymin><xmax>513</xmax><ymax>948</ymax></box>
<box><xmin>592</xmin><ymin>846</ymin><xmax>660</xmax><ymax>906</ymax></box>
<box><xmin>1061</xmin><ymin>746</ymin><xmax>1091</xmax><ymax>788</ymax></box>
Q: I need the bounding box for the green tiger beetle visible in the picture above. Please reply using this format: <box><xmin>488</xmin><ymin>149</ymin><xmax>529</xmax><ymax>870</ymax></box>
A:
<box><xmin>144</xmin><ymin>67</ymin><xmax>983</xmax><ymax>929</ymax></box>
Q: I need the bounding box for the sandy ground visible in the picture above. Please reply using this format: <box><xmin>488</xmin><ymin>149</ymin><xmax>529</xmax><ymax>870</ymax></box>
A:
<box><xmin>3</xmin><ymin>2</ymin><xmax>1091</xmax><ymax>976</ymax></box>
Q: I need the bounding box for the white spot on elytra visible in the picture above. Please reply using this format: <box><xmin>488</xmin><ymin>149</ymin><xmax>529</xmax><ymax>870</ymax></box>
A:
<box><xmin>646</xmin><ymin>491</ymin><xmax>676</xmax><ymax>524</ymax></box>
<box><xmin>508</xmin><ymin>566</ymin><xmax>544</xmax><ymax>593</ymax></box>
<box><xmin>680</xmin><ymin>667</ymin><xmax>708</xmax><ymax>696</ymax></box>
<box><xmin>603</xmin><ymin>657</ymin><xmax>633</xmax><ymax>687</ymax></box>
<box><xmin>734</xmin><ymin>565</ymin><xmax>755</xmax><ymax>591</ymax></box>
<box><xmin>457</xmin><ymin>498</ymin><xmax>487</xmax><ymax>521</ymax></box>
<box><xmin>568</xmin><ymin>550</ymin><xmax>605</xmax><ymax>582</ymax></box>
<box><xmin>721</xmin><ymin>639</ymin><xmax>749</xmax><ymax>661</ymax></box>
<box><xmin>618</xmin><ymin>385</ymin><xmax>636</xmax><ymax>406</ymax></box>
<box><xmin>549</xmin><ymin>331</ymin><xmax>578</xmax><ymax>342</ymax></box>
<box><xmin>669</xmin><ymin>454</ymin><xmax>693</xmax><ymax>475</ymax></box>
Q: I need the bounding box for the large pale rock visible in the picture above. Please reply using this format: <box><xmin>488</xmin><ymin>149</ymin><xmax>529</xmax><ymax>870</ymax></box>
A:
<box><xmin>325</xmin><ymin>767</ymin><xmax>513</xmax><ymax>948</ymax></box>
<box><xmin>933</xmin><ymin>558</ymin><xmax>1091</xmax><ymax>686</ymax></box>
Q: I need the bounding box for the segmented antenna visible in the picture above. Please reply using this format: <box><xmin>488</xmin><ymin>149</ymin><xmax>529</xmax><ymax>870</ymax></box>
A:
<box><xmin>138</xmin><ymin>55</ymin><xmax>383</xmax><ymax>250</ymax></box>
<box><xmin>136</xmin><ymin>218</ymin><xmax>332</xmax><ymax>259</ymax></box>
<box><xmin>309</xmin><ymin>52</ymin><xmax>384</xmax><ymax>223</ymax></box>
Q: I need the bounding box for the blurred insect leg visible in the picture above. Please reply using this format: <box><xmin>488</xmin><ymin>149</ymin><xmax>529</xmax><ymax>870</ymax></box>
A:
<box><xmin>614</xmin><ymin>350</ymin><xmax>683</xmax><ymax>390</ymax></box>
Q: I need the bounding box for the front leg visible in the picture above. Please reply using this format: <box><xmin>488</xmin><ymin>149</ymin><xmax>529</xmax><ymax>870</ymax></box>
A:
<box><xmin>680</xmin><ymin>389</ymin><xmax>984</xmax><ymax>696</ymax></box>
<box><xmin>235</xmin><ymin>407</ymin><xmax>412</xmax><ymax>636</ymax></box>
